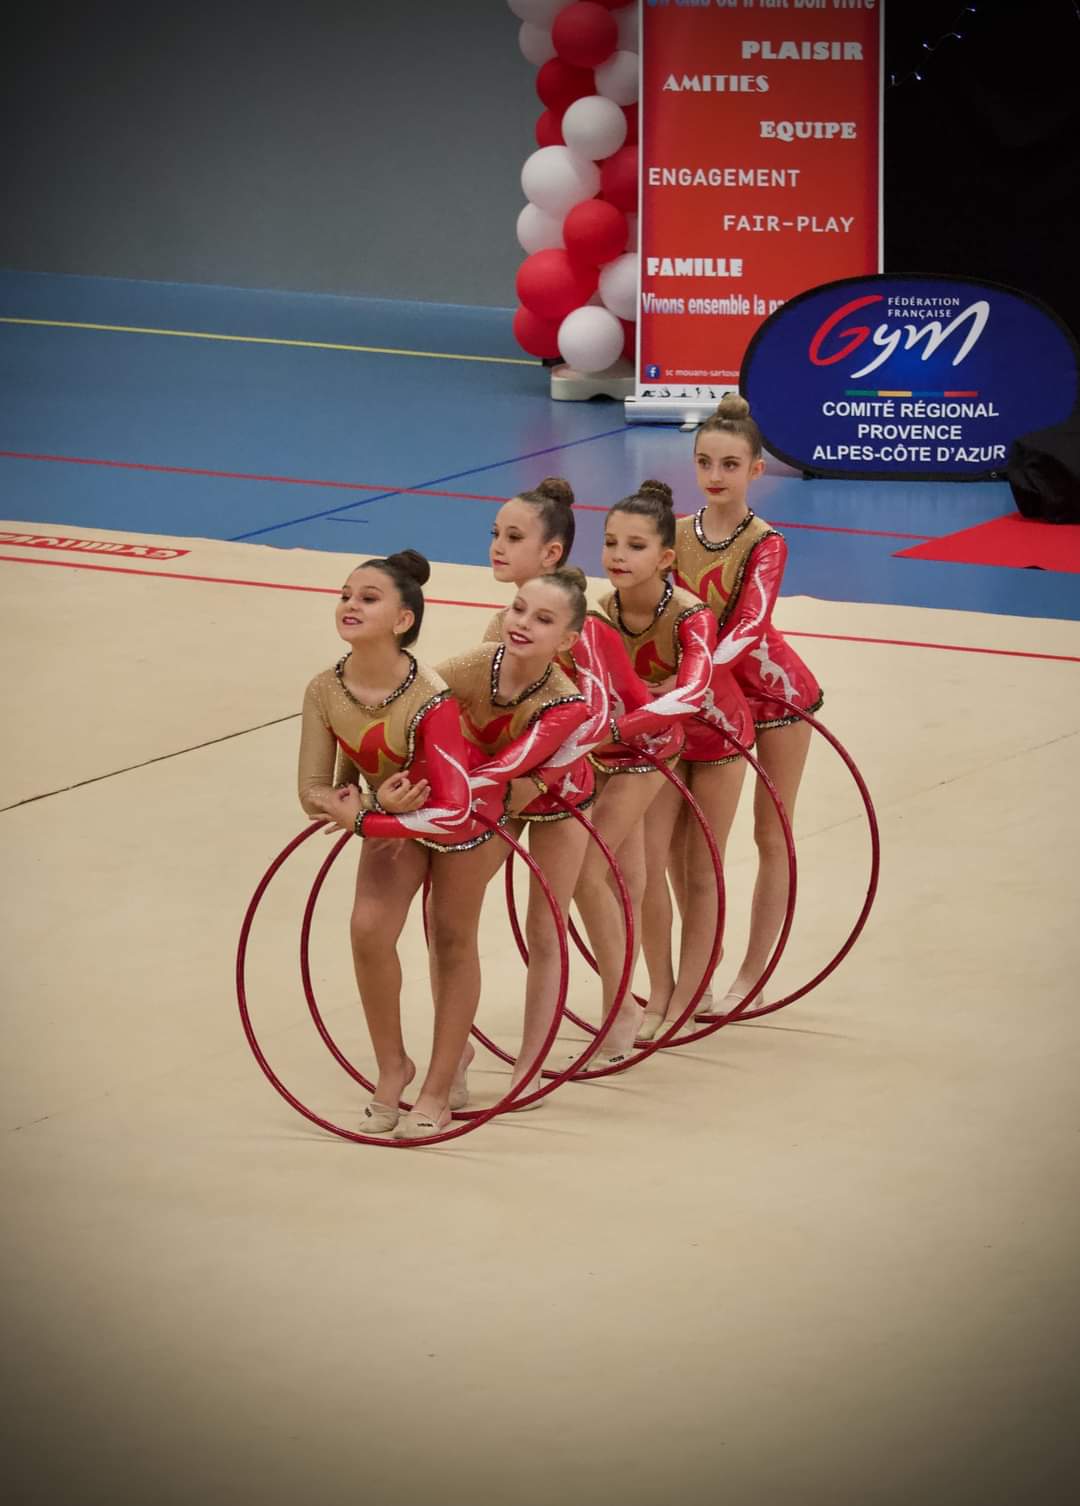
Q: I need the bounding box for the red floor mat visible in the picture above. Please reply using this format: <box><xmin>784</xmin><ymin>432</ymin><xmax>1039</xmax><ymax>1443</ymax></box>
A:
<box><xmin>895</xmin><ymin>513</ymin><xmax>1080</xmax><ymax>574</ymax></box>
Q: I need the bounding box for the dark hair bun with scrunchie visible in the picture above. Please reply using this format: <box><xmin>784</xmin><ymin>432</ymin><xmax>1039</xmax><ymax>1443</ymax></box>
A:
<box><xmin>695</xmin><ymin>389</ymin><xmax>763</xmax><ymax>459</ymax></box>
<box><xmin>609</xmin><ymin>479</ymin><xmax>677</xmax><ymax>549</ymax></box>
<box><xmin>716</xmin><ymin>392</ymin><xmax>751</xmax><ymax>421</ymax></box>
<box><xmin>386</xmin><ymin>548</ymin><xmax>430</xmax><ymax>586</ymax></box>
<box><xmin>637</xmin><ymin>478</ymin><xmax>674</xmax><ymax>509</ymax></box>
<box><xmin>545</xmin><ymin>565</ymin><xmax>588</xmax><ymax>631</ymax></box>
<box><xmin>555</xmin><ymin>564</ymin><xmax>588</xmax><ymax>592</ymax></box>
<box><xmin>517</xmin><ymin>476</ymin><xmax>576</xmax><ymax>562</ymax></box>
<box><xmin>532</xmin><ymin>476</ymin><xmax>575</xmax><ymax>508</ymax></box>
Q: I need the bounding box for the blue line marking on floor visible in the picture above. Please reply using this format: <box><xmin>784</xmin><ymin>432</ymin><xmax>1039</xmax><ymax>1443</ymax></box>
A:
<box><xmin>228</xmin><ymin>427</ymin><xmax>632</xmax><ymax>542</ymax></box>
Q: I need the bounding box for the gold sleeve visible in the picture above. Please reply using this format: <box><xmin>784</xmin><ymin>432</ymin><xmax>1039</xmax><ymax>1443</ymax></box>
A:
<box><xmin>482</xmin><ymin>610</ymin><xmax>504</xmax><ymax>644</ymax></box>
<box><xmin>333</xmin><ymin>748</ymin><xmax>359</xmax><ymax>788</ymax></box>
<box><xmin>435</xmin><ymin>647</ymin><xmax>479</xmax><ymax>698</ymax></box>
<box><xmin>297</xmin><ymin>678</ymin><xmax>338</xmax><ymax>815</ymax></box>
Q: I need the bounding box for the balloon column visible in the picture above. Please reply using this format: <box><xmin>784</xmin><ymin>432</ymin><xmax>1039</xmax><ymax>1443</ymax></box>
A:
<box><xmin>510</xmin><ymin>0</ymin><xmax>640</xmax><ymax>376</ymax></box>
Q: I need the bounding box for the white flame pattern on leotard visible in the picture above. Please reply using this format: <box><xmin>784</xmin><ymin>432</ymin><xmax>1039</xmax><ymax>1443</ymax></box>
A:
<box><xmin>386</xmin><ymin>744</ymin><xmax>476</xmax><ymax>836</ymax></box>
<box><xmin>621</xmin><ymin>611</ymin><xmax>713</xmax><ymax>726</ymax></box>
<box><xmin>749</xmin><ymin>637</ymin><xmax>799</xmax><ymax>705</ymax></box>
<box><xmin>699</xmin><ymin>687</ymin><xmax>739</xmax><ymax>734</ymax></box>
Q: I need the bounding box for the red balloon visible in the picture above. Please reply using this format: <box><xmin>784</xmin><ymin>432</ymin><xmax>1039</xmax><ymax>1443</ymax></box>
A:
<box><xmin>563</xmin><ymin>199</ymin><xmax>629</xmax><ymax>266</ymax></box>
<box><xmin>622</xmin><ymin>103</ymin><xmax>638</xmax><ymax>146</ymax></box>
<box><xmin>514</xmin><ymin>305</ymin><xmax>563</xmax><ymax>360</ymax></box>
<box><xmin>516</xmin><ymin>249</ymin><xmax>600</xmax><ymax>323</ymax></box>
<box><xmin>535</xmin><ymin>109</ymin><xmax>564</xmax><ymax>148</ymax></box>
<box><xmin>536</xmin><ymin>57</ymin><xmax>593</xmax><ymax>114</ymax></box>
<box><xmin>552</xmin><ymin>3</ymin><xmax>618</xmax><ymax>70</ymax></box>
<box><xmin>620</xmin><ymin>319</ymin><xmax>636</xmax><ymax>364</ymax></box>
<box><xmin>600</xmin><ymin>143</ymin><xmax>638</xmax><ymax>211</ymax></box>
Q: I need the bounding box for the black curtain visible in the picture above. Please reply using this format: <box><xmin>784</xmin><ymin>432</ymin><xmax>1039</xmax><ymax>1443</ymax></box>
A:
<box><xmin>885</xmin><ymin>0</ymin><xmax>1080</xmax><ymax>339</ymax></box>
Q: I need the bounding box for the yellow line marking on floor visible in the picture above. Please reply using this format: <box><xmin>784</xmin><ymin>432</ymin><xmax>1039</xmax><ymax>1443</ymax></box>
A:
<box><xmin>0</xmin><ymin>317</ymin><xmax>535</xmax><ymax>366</ymax></box>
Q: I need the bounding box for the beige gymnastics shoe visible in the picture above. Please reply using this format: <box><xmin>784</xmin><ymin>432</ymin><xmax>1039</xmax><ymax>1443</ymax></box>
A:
<box><xmin>360</xmin><ymin>1100</ymin><xmax>401</xmax><ymax>1134</ymax></box>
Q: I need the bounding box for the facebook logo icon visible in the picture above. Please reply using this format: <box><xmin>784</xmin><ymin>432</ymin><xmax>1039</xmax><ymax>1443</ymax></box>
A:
<box><xmin>646</xmin><ymin>363</ymin><xmax>661</xmax><ymax>380</ymax></box>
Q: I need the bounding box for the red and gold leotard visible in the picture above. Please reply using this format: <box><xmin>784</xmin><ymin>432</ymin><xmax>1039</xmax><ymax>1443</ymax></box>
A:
<box><xmin>485</xmin><ymin>605</ymin><xmax>680</xmax><ymax>775</ymax></box>
<box><xmin>298</xmin><ymin>652</ymin><xmax>490</xmax><ymax>848</ymax></box>
<box><xmin>674</xmin><ymin>510</ymin><xmax>822</xmax><ymax>730</ymax></box>
<box><xmin>437</xmin><ymin>642</ymin><xmax>594</xmax><ymax>822</ymax></box>
<box><xmin>599</xmin><ymin>580</ymin><xmax>755</xmax><ymax>765</ymax></box>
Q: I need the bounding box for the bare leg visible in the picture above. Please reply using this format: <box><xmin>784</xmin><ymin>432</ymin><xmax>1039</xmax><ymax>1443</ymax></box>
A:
<box><xmin>668</xmin><ymin>802</ymin><xmax>690</xmax><ymax>919</ymax></box>
<box><xmin>510</xmin><ymin>817</ymin><xmax>590</xmax><ymax>1089</ymax></box>
<box><xmin>350</xmin><ymin>837</ymin><xmax>429</xmax><ymax>1108</ymax></box>
<box><xmin>572</xmin><ymin>770</ymin><xmax>664</xmax><ymax>1054</ymax></box>
<box><xmin>725</xmin><ymin>719</ymin><xmax>812</xmax><ymax>1005</ymax></box>
<box><xmin>670</xmin><ymin>758</ymin><xmax>742</xmax><ymax>1005</ymax></box>
<box><xmin>658</xmin><ymin>759</ymin><xmax>746</xmax><ymax>1028</ymax></box>
<box><xmin>639</xmin><ymin>775</ymin><xmax>685</xmax><ymax>1019</ymax></box>
<box><xmin>409</xmin><ymin>835</ymin><xmax>512</xmax><ymax>1126</ymax></box>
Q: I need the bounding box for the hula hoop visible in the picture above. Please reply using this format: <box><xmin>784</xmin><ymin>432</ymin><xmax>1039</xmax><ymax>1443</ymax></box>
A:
<box><xmin>236</xmin><ymin>816</ymin><xmax>569</xmax><ymax>1146</ymax></box>
<box><xmin>699</xmin><ymin>695</ymin><xmax>880</xmax><ymax>1025</ymax></box>
<box><xmin>603</xmin><ymin>738</ymin><xmax>798</xmax><ymax>1062</ymax></box>
<box><xmin>456</xmin><ymin>798</ymin><xmax>638</xmax><ymax>1109</ymax></box>
<box><xmin>502</xmin><ymin>753</ymin><xmax>718</xmax><ymax>1039</ymax></box>
<box><xmin>504</xmin><ymin>738</ymin><xmax>799</xmax><ymax>1072</ymax></box>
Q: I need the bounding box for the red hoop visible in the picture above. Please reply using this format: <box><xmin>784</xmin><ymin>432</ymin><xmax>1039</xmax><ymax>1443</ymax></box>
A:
<box><xmin>587</xmin><ymin>738</ymin><xmax>798</xmax><ymax>1068</ymax></box>
<box><xmin>236</xmin><ymin>817</ymin><xmax>569</xmax><ymax>1146</ymax></box>
<box><xmin>504</xmin><ymin>738</ymin><xmax>799</xmax><ymax>1072</ymax></box>
<box><xmin>700</xmin><ymin>696</ymin><xmax>880</xmax><ymax>1024</ymax></box>
<box><xmin>502</xmin><ymin>752</ymin><xmax>724</xmax><ymax>1042</ymax></box>
<box><xmin>458</xmin><ymin>798</ymin><xmax>637</xmax><ymax>1109</ymax></box>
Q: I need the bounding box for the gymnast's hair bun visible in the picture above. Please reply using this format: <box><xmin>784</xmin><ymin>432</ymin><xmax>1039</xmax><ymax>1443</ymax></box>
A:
<box><xmin>553</xmin><ymin>564</ymin><xmax>588</xmax><ymax>592</ymax></box>
<box><xmin>716</xmin><ymin>392</ymin><xmax>751</xmax><ymax>421</ymax></box>
<box><xmin>638</xmin><ymin>478</ymin><xmax>674</xmax><ymax>509</ymax></box>
<box><xmin>387</xmin><ymin>549</ymin><xmax>430</xmax><ymax>586</ymax></box>
<box><xmin>533</xmin><ymin>476</ymin><xmax>575</xmax><ymax>508</ymax></box>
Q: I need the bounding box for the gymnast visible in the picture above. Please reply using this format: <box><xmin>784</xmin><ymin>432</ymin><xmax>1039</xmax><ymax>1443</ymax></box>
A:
<box><xmin>673</xmin><ymin>393</ymin><xmax>822</xmax><ymax>1018</ymax></box>
<box><xmin>299</xmin><ymin>550</ymin><xmax>530</xmax><ymax>1139</ymax></box>
<box><xmin>485</xmin><ymin>479</ymin><xmax>674</xmax><ymax>1064</ymax></box>
<box><xmin>594</xmin><ymin>482</ymin><xmax>756</xmax><ymax>1043</ymax></box>
<box><xmin>438</xmin><ymin>567</ymin><xmax>595</xmax><ymax>1100</ymax></box>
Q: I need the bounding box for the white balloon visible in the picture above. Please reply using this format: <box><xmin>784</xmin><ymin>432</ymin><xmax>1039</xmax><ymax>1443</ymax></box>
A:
<box><xmin>518</xmin><ymin>22</ymin><xmax>555</xmax><ymax>67</ymax></box>
<box><xmin>507</xmin><ymin>0</ymin><xmax>567</xmax><ymax>25</ymax></box>
<box><xmin>517</xmin><ymin>202</ymin><xmax>565</xmax><ymax>255</ymax></box>
<box><xmin>521</xmin><ymin>146</ymin><xmax>601</xmax><ymax>218</ymax></box>
<box><xmin>616</xmin><ymin>4</ymin><xmax>639</xmax><ymax>54</ymax></box>
<box><xmin>624</xmin><ymin>214</ymin><xmax>638</xmax><ymax>252</ymax></box>
<box><xmin>557</xmin><ymin>305</ymin><xmax>625</xmax><ymax>374</ymax></box>
<box><xmin>595</xmin><ymin>50</ymin><xmax>639</xmax><ymax>107</ymax></box>
<box><xmin>561</xmin><ymin>95</ymin><xmax>627</xmax><ymax>162</ymax></box>
<box><xmin>598</xmin><ymin>252</ymin><xmax>639</xmax><ymax>321</ymax></box>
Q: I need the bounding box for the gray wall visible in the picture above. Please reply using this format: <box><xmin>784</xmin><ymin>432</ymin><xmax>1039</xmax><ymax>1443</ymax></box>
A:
<box><xmin>4</xmin><ymin>1</ymin><xmax>538</xmax><ymax>305</ymax></box>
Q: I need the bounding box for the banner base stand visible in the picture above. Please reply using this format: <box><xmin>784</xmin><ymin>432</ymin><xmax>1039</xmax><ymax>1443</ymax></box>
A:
<box><xmin>550</xmin><ymin>360</ymin><xmax>634</xmax><ymax>403</ymax></box>
<box><xmin>624</xmin><ymin>395</ymin><xmax>725</xmax><ymax>426</ymax></box>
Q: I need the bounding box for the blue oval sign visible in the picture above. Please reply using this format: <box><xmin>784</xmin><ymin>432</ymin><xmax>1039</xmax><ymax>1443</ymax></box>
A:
<box><xmin>740</xmin><ymin>274</ymin><xmax>1080</xmax><ymax>479</ymax></box>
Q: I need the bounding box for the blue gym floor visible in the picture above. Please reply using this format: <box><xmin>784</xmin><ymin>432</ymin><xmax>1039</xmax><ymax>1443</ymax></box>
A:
<box><xmin>2</xmin><ymin>269</ymin><xmax>1077</xmax><ymax>624</ymax></box>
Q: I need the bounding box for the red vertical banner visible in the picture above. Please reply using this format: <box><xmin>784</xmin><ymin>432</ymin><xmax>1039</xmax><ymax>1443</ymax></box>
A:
<box><xmin>632</xmin><ymin>0</ymin><xmax>883</xmax><ymax>421</ymax></box>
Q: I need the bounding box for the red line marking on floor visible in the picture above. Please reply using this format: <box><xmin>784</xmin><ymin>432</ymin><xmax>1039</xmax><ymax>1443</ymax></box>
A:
<box><xmin>767</xmin><ymin>519</ymin><xmax>933</xmax><ymax>541</ymax></box>
<box><xmin>784</xmin><ymin>630</ymin><xmax>1080</xmax><ymax>664</ymax></box>
<box><xmin>3</xmin><ymin>553</ymin><xmax>1077</xmax><ymax>662</ymax></box>
<box><xmin>0</xmin><ymin>449</ymin><xmax>932</xmax><ymax>539</ymax></box>
<box><xmin>0</xmin><ymin>554</ymin><xmax>503</xmax><ymax>609</ymax></box>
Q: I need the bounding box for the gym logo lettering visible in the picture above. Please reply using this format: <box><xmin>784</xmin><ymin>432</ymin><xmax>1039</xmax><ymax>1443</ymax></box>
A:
<box><xmin>808</xmin><ymin>295</ymin><xmax>989</xmax><ymax>379</ymax></box>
